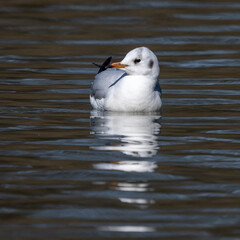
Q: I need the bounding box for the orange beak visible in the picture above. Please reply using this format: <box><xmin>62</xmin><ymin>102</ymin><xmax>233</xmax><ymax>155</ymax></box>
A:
<box><xmin>109</xmin><ymin>62</ymin><xmax>128</xmax><ymax>68</ymax></box>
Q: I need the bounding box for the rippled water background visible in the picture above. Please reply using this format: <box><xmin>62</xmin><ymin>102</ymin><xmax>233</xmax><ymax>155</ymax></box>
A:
<box><xmin>1</xmin><ymin>0</ymin><xmax>240</xmax><ymax>239</ymax></box>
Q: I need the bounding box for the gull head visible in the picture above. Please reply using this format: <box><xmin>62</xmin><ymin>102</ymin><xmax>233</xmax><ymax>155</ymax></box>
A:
<box><xmin>110</xmin><ymin>47</ymin><xmax>160</xmax><ymax>79</ymax></box>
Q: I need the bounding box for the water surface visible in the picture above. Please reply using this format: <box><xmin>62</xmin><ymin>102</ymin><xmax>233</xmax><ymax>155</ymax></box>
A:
<box><xmin>0</xmin><ymin>0</ymin><xmax>240</xmax><ymax>239</ymax></box>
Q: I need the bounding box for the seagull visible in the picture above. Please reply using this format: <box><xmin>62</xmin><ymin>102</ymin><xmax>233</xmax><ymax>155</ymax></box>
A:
<box><xmin>90</xmin><ymin>47</ymin><xmax>162</xmax><ymax>112</ymax></box>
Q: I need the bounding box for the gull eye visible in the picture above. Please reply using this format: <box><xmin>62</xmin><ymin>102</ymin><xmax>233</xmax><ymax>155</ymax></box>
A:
<box><xmin>134</xmin><ymin>58</ymin><xmax>141</xmax><ymax>64</ymax></box>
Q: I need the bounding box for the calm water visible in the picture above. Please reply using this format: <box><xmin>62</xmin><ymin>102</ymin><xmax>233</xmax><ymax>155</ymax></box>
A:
<box><xmin>0</xmin><ymin>0</ymin><xmax>240</xmax><ymax>239</ymax></box>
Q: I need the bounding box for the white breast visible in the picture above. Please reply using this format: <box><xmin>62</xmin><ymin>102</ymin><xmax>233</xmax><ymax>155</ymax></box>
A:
<box><xmin>104</xmin><ymin>75</ymin><xmax>162</xmax><ymax>112</ymax></box>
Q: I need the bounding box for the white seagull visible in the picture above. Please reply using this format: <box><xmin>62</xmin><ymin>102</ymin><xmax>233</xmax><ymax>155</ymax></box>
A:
<box><xmin>90</xmin><ymin>47</ymin><xmax>162</xmax><ymax>112</ymax></box>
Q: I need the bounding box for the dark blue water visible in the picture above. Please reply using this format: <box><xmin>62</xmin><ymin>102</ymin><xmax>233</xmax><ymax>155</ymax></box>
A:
<box><xmin>0</xmin><ymin>1</ymin><xmax>240</xmax><ymax>239</ymax></box>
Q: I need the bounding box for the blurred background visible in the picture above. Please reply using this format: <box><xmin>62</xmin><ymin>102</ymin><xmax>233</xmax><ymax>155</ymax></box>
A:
<box><xmin>0</xmin><ymin>0</ymin><xmax>240</xmax><ymax>239</ymax></box>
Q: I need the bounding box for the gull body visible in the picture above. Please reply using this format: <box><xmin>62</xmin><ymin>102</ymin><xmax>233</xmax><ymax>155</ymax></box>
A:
<box><xmin>90</xmin><ymin>47</ymin><xmax>162</xmax><ymax>112</ymax></box>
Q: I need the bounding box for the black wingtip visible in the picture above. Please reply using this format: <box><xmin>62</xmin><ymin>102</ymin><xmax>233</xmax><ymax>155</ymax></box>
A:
<box><xmin>92</xmin><ymin>56</ymin><xmax>112</xmax><ymax>73</ymax></box>
<box><xmin>92</xmin><ymin>62</ymin><xmax>101</xmax><ymax>68</ymax></box>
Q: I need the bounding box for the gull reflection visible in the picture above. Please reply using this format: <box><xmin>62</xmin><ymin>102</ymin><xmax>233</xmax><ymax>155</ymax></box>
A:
<box><xmin>90</xmin><ymin>111</ymin><xmax>161</xmax><ymax>158</ymax></box>
<box><xmin>98</xmin><ymin>225</ymin><xmax>155</xmax><ymax>232</ymax></box>
<box><xmin>93</xmin><ymin>161</ymin><xmax>157</xmax><ymax>172</ymax></box>
<box><xmin>119</xmin><ymin>198</ymin><xmax>155</xmax><ymax>205</ymax></box>
<box><xmin>113</xmin><ymin>182</ymin><xmax>150</xmax><ymax>192</ymax></box>
<box><xmin>91</xmin><ymin>112</ymin><xmax>160</xmax><ymax>213</ymax></box>
<box><xmin>111</xmin><ymin>182</ymin><xmax>155</xmax><ymax>209</ymax></box>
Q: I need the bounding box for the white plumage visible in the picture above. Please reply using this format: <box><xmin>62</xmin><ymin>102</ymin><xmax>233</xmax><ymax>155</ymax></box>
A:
<box><xmin>90</xmin><ymin>47</ymin><xmax>162</xmax><ymax>112</ymax></box>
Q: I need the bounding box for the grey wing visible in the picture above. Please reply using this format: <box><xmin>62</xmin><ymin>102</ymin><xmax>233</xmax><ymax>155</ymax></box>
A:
<box><xmin>154</xmin><ymin>80</ymin><xmax>162</xmax><ymax>95</ymax></box>
<box><xmin>91</xmin><ymin>69</ymin><xmax>126</xmax><ymax>100</ymax></box>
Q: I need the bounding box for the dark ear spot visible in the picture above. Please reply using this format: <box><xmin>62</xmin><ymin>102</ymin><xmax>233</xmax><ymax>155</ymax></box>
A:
<box><xmin>148</xmin><ymin>60</ymin><xmax>154</xmax><ymax>69</ymax></box>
